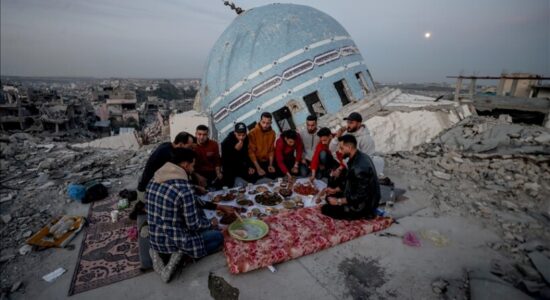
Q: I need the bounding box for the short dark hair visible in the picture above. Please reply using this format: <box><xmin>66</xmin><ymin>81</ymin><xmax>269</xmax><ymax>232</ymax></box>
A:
<box><xmin>338</xmin><ymin>134</ymin><xmax>357</xmax><ymax>147</ymax></box>
<box><xmin>306</xmin><ymin>115</ymin><xmax>317</xmax><ymax>122</ymax></box>
<box><xmin>317</xmin><ymin>127</ymin><xmax>332</xmax><ymax>137</ymax></box>
<box><xmin>170</xmin><ymin>148</ymin><xmax>196</xmax><ymax>165</ymax></box>
<box><xmin>260</xmin><ymin>112</ymin><xmax>272</xmax><ymax>120</ymax></box>
<box><xmin>281</xmin><ymin>129</ymin><xmax>298</xmax><ymax>140</ymax></box>
<box><xmin>173</xmin><ymin>132</ymin><xmax>193</xmax><ymax>145</ymax></box>
<box><xmin>196</xmin><ymin>124</ymin><xmax>209</xmax><ymax>132</ymax></box>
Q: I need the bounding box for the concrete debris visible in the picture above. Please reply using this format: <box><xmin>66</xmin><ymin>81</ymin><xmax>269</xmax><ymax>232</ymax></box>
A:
<box><xmin>72</xmin><ymin>132</ymin><xmax>141</xmax><ymax>151</ymax></box>
<box><xmin>433</xmin><ymin>116</ymin><xmax>550</xmax><ymax>155</ymax></box>
<box><xmin>9</xmin><ymin>281</ymin><xmax>22</xmax><ymax>293</ymax></box>
<box><xmin>528</xmin><ymin>252</ymin><xmax>550</xmax><ymax>284</ymax></box>
<box><xmin>431</xmin><ymin>279</ymin><xmax>449</xmax><ymax>294</ymax></box>
<box><xmin>18</xmin><ymin>245</ymin><xmax>31</xmax><ymax>256</ymax></box>
<box><xmin>468</xmin><ymin>269</ymin><xmax>531</xmax><ymax>300</ymax></box>
<box><xmin>0</xmin><ymin>214</ymin><xmax>11</xmax><ymax>224</ymax></box>
<box><xmin>432</xmin><ymin>171</ymin><xmax>451</xmax><ymax>180</ymax></box>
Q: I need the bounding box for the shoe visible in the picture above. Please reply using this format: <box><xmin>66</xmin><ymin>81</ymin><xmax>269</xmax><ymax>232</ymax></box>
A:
<box><xmin>160</xmin><ymin>252</ymin><xmax>183</xmax><ymax>283</ymax></box>
<box><xmin>149</xmin><ymin>249</ymin><xmax>166</xmax><ymax>275</ymax></box>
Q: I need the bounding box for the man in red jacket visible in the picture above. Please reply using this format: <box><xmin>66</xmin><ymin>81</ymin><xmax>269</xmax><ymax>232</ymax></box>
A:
<box><xmin>194</xmin><ymin>125</ymin><xmax>223</xmax><ymax>189</ymax></box>
<box><xmin>275</xmin><ymin>129</ymin><xmax>308</xmax><ymax>179</ymax></box>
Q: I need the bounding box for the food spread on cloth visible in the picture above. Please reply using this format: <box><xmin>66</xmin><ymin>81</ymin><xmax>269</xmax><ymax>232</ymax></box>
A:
<box><xmin>202</xmin><ymin>178</ymin><xmax>326</xmax><ymax>225</ymax></box>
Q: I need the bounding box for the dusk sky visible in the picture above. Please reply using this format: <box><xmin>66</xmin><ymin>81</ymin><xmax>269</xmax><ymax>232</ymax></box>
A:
<box><xmin>1</xmin><ymin>0</ymin><xmax>548</xmax><ymax>83</ymax></box>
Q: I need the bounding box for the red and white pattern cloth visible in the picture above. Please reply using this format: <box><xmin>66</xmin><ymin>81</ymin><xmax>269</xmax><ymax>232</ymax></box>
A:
<box><xmin>223</xmin><ymin>206</ymin><xmax>393</xmax><ymax>274</ymax></box>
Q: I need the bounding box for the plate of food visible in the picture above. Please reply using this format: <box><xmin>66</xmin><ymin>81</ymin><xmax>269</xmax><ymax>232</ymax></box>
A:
<box><xmin>293</xmin><ymin>183</ymin><xmax>319</xmax><ymax>196</ymax></box>
<box><xmin>220</xmin><ymin>192</ymin><xmax>237</xmax><ymax>202</ymax></box>
<box><xmin>279</xmin><ymin>188</ymin><xmax>293</xmax><ymax>198</ymax></box>
<box><xmin>236</xmin><ymin>199</ymin><xmax>254</xmax><ymax>206</ymax></box>
<box><xmin>228</xmin><ymin>219</ymin><xmax>269</xmax><ymax>241</ymax></box>
<box><xmin>254</xmin><ymin>192</ymin><xmax>283</xmax><ymax>206</ymax></box>
<box><xmin>255</xmin><ymin>185</ymin><xmax>270</xmax><ymax>193</ymax></box>
<box><xmin>282</xmin><ymin>200</ymin><xmax>296</xmax><ymax>209</ymax></box>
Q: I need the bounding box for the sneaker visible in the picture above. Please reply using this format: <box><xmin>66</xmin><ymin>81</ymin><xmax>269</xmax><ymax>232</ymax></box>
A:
<box><xmin>149</xmin><ymin>249</ymin><xmax>166</xmax><ymax>275</ymax></box>
<box><xmin>160</xmin><ymin>252</ymin><xmax>183</xmax><ymax>283</ymax></box>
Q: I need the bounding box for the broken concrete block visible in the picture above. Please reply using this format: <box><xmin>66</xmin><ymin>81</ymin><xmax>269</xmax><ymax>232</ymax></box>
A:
<box><xmin>431</xmin><ymin>279</ymin><xmax>448</xmax><ymax>294</ymax></box>
<box><xmin>18</xmin><ymin>245</ymin><xmax>32</xmax><ymax>256</ymax></box>
<box><xmin>469</xmin><ymin>269</ymin><xmax>531</xmax><ymax>300</ymax></box>
<box><xmin>1</xmin><ymin>214</ymin><xmax>12</xmax><ymax>224</ymax></box>
<box><xmin>534</xmin><ymin>133</ymin><xmax>550</xmax><ymax>144</ymax></box>
<box><xmin>433</xmin><ymin>171</ymin><xmax>451</xmax><ymax>180</ymax></box>
<box><xmin>528</xmin><ymin>252</ymin><xmax>550</xmax><ymax>284</ymax></box>
<box><xmin>515</xmin><ymin>263</ymin><xmax>542</xmax><ymax>281</ymax></box>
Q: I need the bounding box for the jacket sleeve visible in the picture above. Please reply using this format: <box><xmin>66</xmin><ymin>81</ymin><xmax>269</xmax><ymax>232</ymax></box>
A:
<box><xmin>310</xmin><ymin>143</ymin><xmax>322</xmax><ymax>171</ymax></box>
<box><xmin>268</xmin><ymin>132</ymin><xmax>276</xmax><ymax>159</ymax></box>
<box><xmin>221</xmin><ymin>138</ymin><xmax>231</xmax><ymax>168</ymax></box>
<box><xmin>275</xmin><ymin>137</ymin><xmax>288</xmax><ymax>174</ymax></box>
<box><xmin>179</xmin><ymin>187</ymin><xmax>211</xmax><ymax>231</ymax></box>
<box><xmin>248</xmin><ymin>131</ymin><xmax>258</xmax><ymax>164</ymax></box>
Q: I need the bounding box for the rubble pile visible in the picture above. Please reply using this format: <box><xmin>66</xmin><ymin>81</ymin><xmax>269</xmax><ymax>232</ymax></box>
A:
<box><xmin>386</xmin><ymin>116</ymin><xmax>550</xmax><ymax>297</ymax></box>
<box><xmin>0</xmin><ymin>132</ymin><xmax>154</xmax><ymax>288</ymax></box>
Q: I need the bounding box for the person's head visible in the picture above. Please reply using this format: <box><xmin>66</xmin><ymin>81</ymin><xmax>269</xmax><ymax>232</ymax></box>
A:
<box><xmin>344</xmin><ymin>112</ymin><xmax>363</xmax><ymax>133</ymax></box>
<box><xmin>281</xmin><ymin>129</ymin><xmax>298</xmax><ymax>147</ymax></box>
<box><xmin>317</xmin><ymin>127</ymin><xmax>332</xmax><ymax>145</ymax></box>
<box><xmin>306</xmin><ymin>115</ymin><xmax>318</xmax><ymax>134</ymax></box>
<box><xmin>338</xmin><ymin>134</ymin><xmax>358</xmax><ymax>159</ymax></box>
<box><xmin>173</xmin><ymin>132</ymin><xmax>195</xmax><ymax>149</ymax></box>
<box><xmin>195</xmin><ymin>125</ymin><xmax>209</xmax><ymax>145</ymax></box>
<box><xmin>170</xmin><ymin>148</ymin><xmax>196</xmax><ymax>174</ymax></box>
<box><xmin>233</xmin><ymin>122</ymin><xmax>247</xmax><ymax>141</ymax></box>
<box><xmin>259</xmin><ymin>112</ymin><xmax>273</xmax><ymax>132</ymax></box>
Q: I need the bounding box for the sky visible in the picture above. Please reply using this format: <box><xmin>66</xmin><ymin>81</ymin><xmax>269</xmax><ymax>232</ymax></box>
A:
<box><xmin>1</xmin><ymin>0</ymin><xmax>549</xmax><ymax>83</ymax></box>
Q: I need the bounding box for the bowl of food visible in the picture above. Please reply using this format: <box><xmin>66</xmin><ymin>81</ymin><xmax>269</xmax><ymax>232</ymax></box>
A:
<box><xmin>254</xmin><ymin>192</ymin><xmax>283</xmax><ymax>206</ymax></box>
<box><xmin>293</xmin><ymin>183</ymin><xmax>319</xmax><ymax>196</ymax></box>
<box><xmin>228</xmin><ymin>219</ymin><xmax>269</xmax><ymax>241</ymax></box>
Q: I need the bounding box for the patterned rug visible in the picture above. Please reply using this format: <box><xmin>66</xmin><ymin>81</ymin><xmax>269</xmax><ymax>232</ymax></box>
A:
<box><xmin>223</xmin><ymin>206</ymin><xmax>393</xmax><ymax>274</ymax></box>
<box><xmin>69</xmin><ymin>195</ymin><xmax>143</xmax><ymax>296</ymax></box>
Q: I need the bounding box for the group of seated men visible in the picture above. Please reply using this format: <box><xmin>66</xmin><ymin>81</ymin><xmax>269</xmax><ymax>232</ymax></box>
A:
<box><xmin>136</xmin><ymin>111</ymin><xmax>381</xmax><ymax>282</ymax></box>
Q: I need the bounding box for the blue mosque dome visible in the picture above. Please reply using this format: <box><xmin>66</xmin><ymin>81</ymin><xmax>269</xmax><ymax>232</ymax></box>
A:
<box><xmin>197</xmin><ymin>3</ymin><xmax>376</xmax><ymax>138</ymax></box>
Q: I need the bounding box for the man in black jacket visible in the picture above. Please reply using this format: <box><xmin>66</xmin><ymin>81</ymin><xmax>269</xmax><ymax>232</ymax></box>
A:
<box><xmin>221</xmin><ymin>122</ymin><xmax>256</xmax><ymax>187</ymax></box>
<box><xmin>321</xmin><ymin>134</ymin><xmax>380</xmax><ymax>220</ymax></box>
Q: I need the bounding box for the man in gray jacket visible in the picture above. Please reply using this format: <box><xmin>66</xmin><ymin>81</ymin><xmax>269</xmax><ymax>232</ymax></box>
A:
<box><xmin>331</xmin><ymin>112</ymin><xmax>375</xmax><ymax>156</ymax></box>
<box><xmin>298</xmin><ymin>114</ymin><xmax>320</xmax><ymax>169</ymax></box>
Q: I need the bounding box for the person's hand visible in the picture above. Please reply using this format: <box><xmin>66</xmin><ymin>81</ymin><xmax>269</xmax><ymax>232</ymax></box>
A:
<box><xmin>217</xmin><ymin>205</ymin><xmax>235</xmax><ymax>215</ymax></box>
<box><xmin>326</xmin><ymin>187</ymin><xmax>338</xmax><ymax>195</ymax></box>
<box><xmin>216</xmin><ymin>171</ymin><xmax>223</xmax><ymax>180</ymax></box>
<box><xmin>291</xmin><ymin>165</ymin><xmax>299</xmax><ymax>174</ymax></box>
<box><xmin>248</xmin><ymin>167</ymin><xmax>255</xmax><ymax>175</ymax></box>
<box><xmin>308</xmin><ymin>175</ymin><xmax>315</xmax><ymax>183</ymax></box>
<box><xmin>195</xmin><ymin>173</ymin><xmax>207</xmax><ymax>187</ymax></box>
<box><xmin>235</xmin><ymin>140</ymin><xmax>244</xmax><ymax>151</ymax></box>
<box><xmin>336</xmin><ymin>127</ymin><xmax>346</xmax><ymax>138</ymax></box>
<box><xmin>327</xmin><ymin>196</ymin><xmax>339</xmax><ymax>206</ymax></box>
<box><xmin>194</xmin><ymin>185</ymin><xmax>207</xmax><ymax>195</ymax></box>
<box><xmin>331</xmin><ymin>167</ymin><xmax>342</xmax><ymax>178</ymax></box>
<box><xmin>210</xmin><ymin>217</ymin><xmax>219</xmax><ymax>228</ymax></box>
<box><xmin>268</xmin><ymin>165</ymin><xmax>276</xmax><ymax>173</ymax></box>
<box><xmin>286</xmin><ymin>172</ymin><xmax>293</xmax><ymax>181</ymax></box>
<box><xmin>257</xmin><ymin>167</ymin><xmax>266</xmax><ymax>176</ymax></box>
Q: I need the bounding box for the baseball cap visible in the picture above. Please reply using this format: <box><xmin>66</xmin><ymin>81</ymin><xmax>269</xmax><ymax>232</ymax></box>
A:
<box><xmin>234</xmin><ymin>122</ymin><xmax>247</xmax><ymax>133</ymax></box>
<box><xmin>344</xmin><ymin>112</ymin><xmax>363</xmax><ymax>122</ymax></box>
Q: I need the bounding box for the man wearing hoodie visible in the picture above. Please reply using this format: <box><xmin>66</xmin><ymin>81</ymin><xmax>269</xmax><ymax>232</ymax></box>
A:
<box><xmin>146</xmin><ymin>148</ymin><xmax>235</xmax><ymax>282</ymax></box>
<box><xmin>221</xmin><ymin>122</ymin><xmax>256</xmax><ymax>186</ymax></box>
<box><xmin>331</xmin><ymin>112</ymin><xmax>375</xmax><ymax>157</ymax></box>
<box><xmin>248</xmin><ymin>112</ymin><xmax>277</xmax><ymax>180</ymax></box>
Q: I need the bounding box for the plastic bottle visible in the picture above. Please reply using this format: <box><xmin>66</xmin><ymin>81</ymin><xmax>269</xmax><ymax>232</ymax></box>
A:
<box><xmin>385</xmin><ymin>187</ymin><xmax>395</xmax><ymax>218</ymax></box>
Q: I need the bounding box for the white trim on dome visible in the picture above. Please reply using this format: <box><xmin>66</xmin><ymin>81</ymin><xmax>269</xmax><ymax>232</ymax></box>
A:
<box><xmin>218</xmin><ymin>60</ymin><xmax>367</xmax><ymax>136</ymax></box>
<box><xmin>208</xmin><ymin>35</ymin><xmax>352</xmax><ymax>110</ymax></box>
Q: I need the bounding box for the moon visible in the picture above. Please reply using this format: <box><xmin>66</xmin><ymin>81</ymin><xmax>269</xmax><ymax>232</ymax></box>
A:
<box><xmin>424</xmin><ymin>32</ymin><xmax>432</xmax><ymax>39</ymax></box>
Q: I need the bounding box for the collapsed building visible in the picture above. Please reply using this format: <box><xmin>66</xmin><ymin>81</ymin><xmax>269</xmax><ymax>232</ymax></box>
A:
<box><xmin>0</xmin><ymin>85</ymin><xmax>96</xmax><ymax>133</ymax></box>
